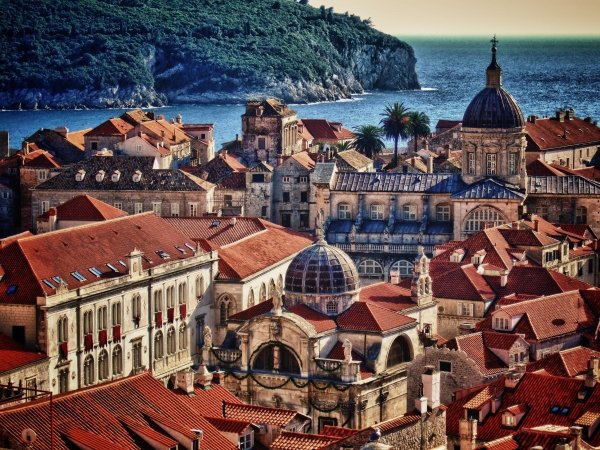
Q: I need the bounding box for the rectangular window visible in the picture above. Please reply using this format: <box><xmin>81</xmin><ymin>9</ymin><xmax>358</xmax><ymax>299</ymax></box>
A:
<box><xmin>25</xmin><ymin>377</ymin><xmax>36</xmax><ymax>399</ymax></box>
<box><xmin>300</xmin><ymin>191</ymin><xmax>308</xmax><ymax>202</ymax></box>
<box><xmin>252</xmin><ymin>174</ymin><xmax>265</xmax><ymax>183</ymax></box>
<box><xmin>132</xmin><ymin>340</ymin><xmax>143</xmax><ymax>370</ymax></box>
<box><xmin>91</xmin><ymin>141</ymin><xmax>98</xmax><ymax>151</ymax></box>
<box><xmin>508</xmin><ymin>153</ymin><xmax>517</xmax><ymax>175</ymax></box>
<box><xmin>134</xmin><ymin>202</ymin><xmax>143</xmax><ymax>214</ymax></box>
<box><xmin>486</xmin><ymin>153</ymin><xmax>497</xmax><ymax>175</ymax></box>
<box><xmin>370</xmin><ymin>204</ymin><xmax>384</xmax><ymax>220</ymax></box>
<box><xmin>281</xmin><ymin>213</ymin><xmax>291</xmax><ymax>227</ymax></box>
<box><xmin>402</xmin><ymin>204</ymin><xmax>417</xmax><ymax>221</ymax></box>
<box><xmin>170</xmin><ymin>202</ymin><xmax>180</xmax><ymax>216</ymax></box>
<box><xmin>459</xmin><ymin>302</ymin><xmax>473</xmax><ymax>317</ymax></box>
<box><xmin>98</xmin><ymin>307</ymin><xmax>107</xmax><ymax>331</ymax></box>
<box><xmin>135</xmin><ymin>144</ymin><xmax>142</xmax><ymax>152</ymax></box>
<box><xmin>439</xmin><ymin>361</ymin><xmax>452</xmax><ymax>373</ymax></box>
<box><xmin>239</xmin><ymin>433</ymin><xmax>254</xmax><ymax>450</ymax></box>
<box><xmin>338</xmin><ymin>203</ymin><xmax>351</xmax><ymax>220</ymax></box>
<box><xmin>112</xmin><ymin>302</ymin><xmax>122</xmax><ymax>326</ymax></box>
<box><xmin>40</xmin><ymin>201</ymin><xmax>50</xmax><ymax>214</ymax></box>
<box><xmin>318</xmin><ymin>417</ymin><xmax>338</xmax><ymax>433</ymax></box>
<box><xmin>257</xmin><ymin>137</ymin><xmax>266</xmax><ymax>150</ymax></box>
<box><xmin>261</xmin><ymin>206</ymin><xmax>268</xmax><ymax>218</ymax></box>
<box><xmin>589</xmin><ymin>259</ymin><xmax>594</xmax><ymax>274</ymax></box>
<box><xmin>59</xmin><ymin>368</ymin><xmax>69</xmax><ymax>393</ymax></box>
<box><xmin>12</xmin><ymin>325</ymin><xmax>25</xmax><ymax>345</ymax></box>
<box><xmin>223</xmin><ymin>195</ymin><xmax>233</xmax><ymax>207</ymax></box>
<box><xmin>468</xmin><ymin>152</ymin><xmax>475</xmax><ymax>174</ymax></box>
<box><xmin>283</xmin><ymin>176</ymin><xmax>291</xmax><ymax>183</ymax></box>
<box><xmin>299</xmin><ymin>213</ymin><xmax>309</xmax><ymax>229</ymax></box>
<box><xmin>298</xmin><ymin>176</ymin><xmax>308</xmax><ymax>183</ymax></box>
<box><xmin>114</xmin><ymin>202</ymin><xmax>123</xmax><ymax>210</ymax></box>
<box><xmin>37</xmin><ymin>170</ymin><xmax>48</xmax><ymax>181</ymax></box>
<box><xmin>436</xmin><ymin>204</ymin><xmax>451</xmax><ymax>222</ymax></box>
<box><xmin>152</xmin><ymin>201</ymin><xmax>162</xmax><ymax>215</ymax></box>
<box><xmin>282</xmin><ymin>192</ymin><xmax>290</xmax><ymax>202</ymax></box>
<box><xmin>189</xmin><ymin>203</ymin><xmax>199</xmax><ymax>217</ymax></box>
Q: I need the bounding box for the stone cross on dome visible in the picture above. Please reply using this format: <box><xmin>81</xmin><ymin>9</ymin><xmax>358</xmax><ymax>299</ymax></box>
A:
<box><xmin>486</xmin><ymin>34</ymin><xmax>502</xmax><ymax>88</ymax></box>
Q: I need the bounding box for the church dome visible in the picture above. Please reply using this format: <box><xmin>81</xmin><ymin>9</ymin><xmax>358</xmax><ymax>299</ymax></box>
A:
<box><xmin>462</xmin><ymin>37</ymin><xmax>525</xmax><ymax>129</ymax></box>
<box><xmin>285</xmin><ymin>241</ymin><xmax>359</xmax><ymax>295</ymax></box>
<box><xmin>462</xmin><ymin>87</ymin><xmax>524</xmax><ymax>129</ymax></box>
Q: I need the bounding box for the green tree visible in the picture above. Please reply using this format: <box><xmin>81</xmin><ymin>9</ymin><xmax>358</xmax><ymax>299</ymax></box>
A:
<box><xmin>407</xmin><ymin>111</ymin><xmax>431</xmax><ymax>153</ymax></box>
<box><xmin>351</xmin><ymin>125</ymin><xmax>386</xmax><ymax>159</ymax></box>
<box><xmin>380</xmin><ymin>102</ymin><xmax>410</xmax><ymax>167</ymax></box>
<box><xmin>335</xmin><ymin>141</ymin><xmax>353</xmax><ymax>152</ymax></box>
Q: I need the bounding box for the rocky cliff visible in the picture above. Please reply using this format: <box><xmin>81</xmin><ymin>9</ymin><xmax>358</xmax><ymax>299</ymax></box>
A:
<box><xmin>0</xmin><ymin>0</ymin><xmax>419</xmax><ymax>109</ymax></box>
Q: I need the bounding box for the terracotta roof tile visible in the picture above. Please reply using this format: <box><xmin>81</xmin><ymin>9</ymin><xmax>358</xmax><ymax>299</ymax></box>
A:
<box><xmin>300</xmin><ymin>119</ymin><xmax>354</xmax><ymax>142</ymax></box>
<box><xmin>205</xmin><ymin>416</ymin><xmax>252</xmax><ymax>434</ymax></box>
<box><xmin>86</xmin><ymin>118</ymin><xmax>134</xmax><ymax>137</ymax></box>
<box><xmin>288</xmin><ymin>151</ymin><xmax>317</xmax><ymax>170</ymax></box>
<box><xmin>525</xmin><ymin>116</ymin><xmax>600</xmax><ymax>152</ymax></box>
<box><xmin>336</xmin><ymin>301</ymin><xmax>416</xmax><ymax>332</ymax></box>
<box><xmin>63</xmin><ymin>427</ymin><xmax>133</xmax><ymax>450</ymax></box>
<box><xmin>287</xmin><ymin>303</ymin><xmax>337</xmax><ymax>333</ymax></box>
<box><xmin>0</xmin><ymin>333</ymin><xmax>47</xmax><ymax>373</ymax></box>
<box><xmin>527</xmin><ymin>346</ymin><xmax>600</xmax><ymax>377</ymax></box>
<box><xmin>447</xmin><ymin>332</ymin><xmax>508</xmax><ymax>376</ymax></box>
<box><xmin>37</xmin><ymin>195</ymin><xmax>128</xmax><ymax>222</ymax></box>
<box><xmin>271</xmin><ymin>431</ymin><xmax>339</xmax><ymax>450</ymax></box>
<box><xmin>358</xmin><ymin>282</ymin><xmax>415</xmax><ymax>311</ymax></box>
<box><xmin>222</xmin><ymin>401</ymin><xmax>300</xmax><ymax>427</ymax></box>
<box><xmin>321</xmin><ymin>425</ymin><xmax>360</xmax><ymax>438</ymax></box>
<box><xmin>526</xmin><ymin>158</ymin><xmax>566</xmax><ymax>176</ymax></box>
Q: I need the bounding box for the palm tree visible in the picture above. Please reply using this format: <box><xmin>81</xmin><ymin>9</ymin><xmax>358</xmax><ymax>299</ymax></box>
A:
<box><xmin>407</xmin><ymin>111</ymin><xmax>431</xmax><ymax>154</ymax></box>
<box><xmin>351</xmin><ymin>125</ymin><xmax>386</xmax><ymax>159</ymax></box>
<box><xmin>380</xmin><ymin>102</ymin><xmax>411</xmax><ymax>166</ymax></box>
<box><xmin>335</xmin><ymin>141</ymin><xmax>353</xmax><ymax>152</ymax></box>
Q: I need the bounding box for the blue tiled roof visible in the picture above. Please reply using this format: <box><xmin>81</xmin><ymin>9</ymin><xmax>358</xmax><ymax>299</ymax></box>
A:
<box><xmin>332</xmin><ymin>172</ymin><xmax>465</xmax><ymax>193</ymax></box>
<box><xmin>361</xmin><ymin>220</ymin><xmax>387</xmax><ymax>233</ymax></box>
<box><xmin>392</xmin><ymin>222</ymin><xmax>421</xmax><ymax>234</ymax></box>
<box><xmin>327</xmin><ymin>220</ymin><xmax>353</xmax><ymax>233</ymax></box>
<box><xmin>528</xmin><ymin>176</ymin><xmax>600</xmax><ymax>195</ymax></box>
<box><xmin>451</xmin><ymin>178</ymin><xmax>525</xmax><ymax>200</ymax></box>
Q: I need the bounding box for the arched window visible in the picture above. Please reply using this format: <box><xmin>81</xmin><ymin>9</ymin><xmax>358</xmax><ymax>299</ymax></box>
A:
<box><xmin>166</xmin><ymin>286</ymin><xmax>175</xmax><ymax>308</ymax></box>
<box><xmin>391</xmin><ymin>260</ymin><xmax>414</xmax><ymax>276</ymax></box>
<box><xmin>154</xmin><ymin>331</ymin><xmax>164</xmax><ymax>360</ymax></box>
<box><xmin>370</xmin><ymin>204</ymin><xmax>384</xmax><ymax>220</ymax></box>
<box><xmin>112</xmin><ymin>345</ymin><xmax>122</xmax><ymax>375</ymax></box>
<box><xmin>83</xmin><ymin>310</ymin><xmax>93</xmax><ymax>335</ymax></box>
<box><xmin>576</xmin><ymin>206</ymin><xmax>587</xmax><ymax>224</ymax></box>
<box><xmin>111</xmin><ymin>302</ymin><xmax>121</xmax><ymax>327</ymax></box>
<box><xmin>167</xmin><ymin>326</ymin><xmax>176</xmax><ymax>355</ymax></box>
<box><xmin>268</xmin><ymin>279</ymin><xmax>276</xmax><ymax>299</ymax></box>
<box><xmin>338</xmin><ymin>203</ymin><xmax>351</xmax><ymax>220</ymax></box>
<box><xmin>260</xmin><ymin>283</ymin><xmax>267</xmax><ymax>302</ymax></box>
<box><xmin>358</xmin><ymin>259</ymin><xmax>383</xmax><ymax>278</ymax></box>
<box><xmin>98</xmin><ymin>349</ymin><xmax>109</xmax><ymax>381</ymax></box>
<box><xmin>219</xmin><ymin>296</ymin><xmax>234</xmax><ymax>326</ymax></box>
<box><xmin>248</xmin><ymin>290</ymin><xmax>255</xmax><ymax>308</ymax></box>
<box><xmin>178</xmin><ymin>282</ymin><xmax>187</xmax><ymax>305</ymax></box>
<box><xmin>464</xmin><ymin>207</ymin><xmax>507</xmax><ymax>234</ymax></box>
<box><xmin>83</xmin><ymin>355</ymin><xmax>94</xmax><ymax>386</ymax></box>
<box><xmin>326</xmin><ymin>300</ymin><xmax>338</xmax><ymax>315</ymax></box>
<box><xmin>179</xmin><ymin>323</ymin><xmax>187</xmax><ymax>350</ymax></box>
<box><xmin>97</xmin><ymin>307</ymin><xmax>107</xmax><ymax>331</ymax></box>
<box><xmin>252</xmin><ymin>344</ymin><xmax>301</xmax><ymax>375</ymax></box>
<box><xmin>132</xmin><ymin>294</ymin><xmax>142</xmax><ymax>323</ymax></box>
<box><xmin>196</xmin><ymin>275</ymin><xmax>205</xmax><ymax>300</ymax></box>
<box><xmin>154</xmin><ymin>290</ymin><xmax>163</xmax><ymax>313</ymax></box>
<box><xmin>57</xmin><ymin>316</ymin><xmax>68</xmax><ymax>344</ymax></box>
<box><xmin>386</xmin><ymin>335</ymin><xmax>412</xmax><ymax>367</ymax></box>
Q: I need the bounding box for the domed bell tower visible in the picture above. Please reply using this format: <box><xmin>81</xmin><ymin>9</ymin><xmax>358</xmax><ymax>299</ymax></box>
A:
<box><xmin>411</xmin><ymin>245</ymin><xmax>433</xmax><ymax>306</ymax></box>
<box><xmin>461</xmin><ymin>37</ymin><xmax>528</xmax><ymax>190</ymax></box>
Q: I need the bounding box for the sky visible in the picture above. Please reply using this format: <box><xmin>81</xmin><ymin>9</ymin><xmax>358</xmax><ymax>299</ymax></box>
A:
<box><xmin>317</xmin><ymin>0</ymin><xmax>600</xmax><ymax>37</ymax></box>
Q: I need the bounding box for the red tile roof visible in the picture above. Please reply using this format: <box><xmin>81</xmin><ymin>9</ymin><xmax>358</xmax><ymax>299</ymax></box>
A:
<box><xmin>336</xmin><ymin>301</ymin><xmax>415</xmax><ymax>332</ymax></box>
<box><xmin>121</xmin><ymin>416</ymin><xmax>179</xmax><ymax>447</ymax></box>
<box><xmin>299</xmin><ymin>119</ymin><xmax>355</xmax><ymax>142</ymax></box>
<box><xmin>326</xmin><ymin>341</ymin><xmax>374</xmax><ymax>379</ymax></box>
<box><xmin>525</xmin><ymin>116</ymin><xmax>600</xmax><ymax>151</ymax></box>
<box><xmin>287</xmin><ymin>303</ymin><xmax>337</xmax><ymax>333</ymax></box>
<box><xmin>526</xmin><ymin>158</ymin><xmax>566</xmax><ymax>176</ymax></box>
<box><xmin>446</xmin><ymin>332</ymin><xmax>508</xmax><ymax>376</ymax></box>
<box><xmin>205</xmin><ymin>416</ymin><xmax>252</xmax><ymax>434</ymax></box>
<box><xmin>429</xmin><ymin>261</ymin><xmax>495</xmax><ymax>301</ymax></box>
<box><xmin>164</xmin><ymin>217</ymin><xmax>314</xmax><ymax>281</ymax></box>
<box><xmin>222</xmin><ymin>401</ymin><xmax>300</xmax><ymax>427</ymax></box>
<box><xmin>173</xmin><ymin>383</ymin><xmax>242</xmax><ymax>418</ymax></box>
<box><xmin>287</xmin><ymin>151</ymin><xmax>317</xmax><ymax>170</ymax></box>
<box><xmin>270</xmin><ymin>431</ymin><xmax>339</xmax><ymax>450</ymax></box>
<box><xmin>358</xmin><ymin>282</ymin><xmax>416</xmax><ymax>311</ymax></box>
<box><xmin>0</xmin><ymin>213</ymin><xmax>200</xmax><ymax>305</ymax></box>
<box><xmin>0</xmin><ymin>372</ymin><xmax>238</xmax><ymax>450</ymax></box>
<box><xmin>37</xmin><ymin>195</ymin><xmax>128</xmax><ymax>222</ymax></box>
<box><xmin>86</xmin><ymin>118</ymin><xmax>134</xmax><ymax>137</ymax></box>
<box><xmin>321</xmin><ymin>425</ymin><xmax>361</xmax><ymax>438</ymax></box>
<box><xmin>63</xmin><ymin>427</ymin><xmax>133</xmax><ymax>450</ymax></box>
<box><xmin>0</xmin><ymin>333</ymin><xmax>47</xmax><ymax>373</ymax></box>
<box><xmin>527</xmin><ymin>346</ymin><xmax>600</xmax><ymax>377</ymax></box>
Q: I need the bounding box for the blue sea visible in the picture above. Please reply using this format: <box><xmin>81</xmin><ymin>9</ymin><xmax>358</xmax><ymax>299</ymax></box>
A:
<box><xmin>1</xmin><ymin>37</ymin><xmax>599</xmax><ymax>149</ymax></box>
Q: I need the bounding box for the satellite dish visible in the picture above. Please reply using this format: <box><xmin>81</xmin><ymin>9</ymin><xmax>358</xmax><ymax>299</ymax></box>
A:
<box><xmin>21</xmin><ymin>428</ymin><xmax>37</xmax><ymax>444</ymax></box>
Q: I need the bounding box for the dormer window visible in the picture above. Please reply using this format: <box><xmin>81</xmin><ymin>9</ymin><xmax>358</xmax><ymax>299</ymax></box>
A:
<box><xmin>95</xmin><ymin>170</ymin><xmax>105</xmax><ymax>182</ymax></box>
<box><xmin>494</xmin><ymin>317</ymin><xmax>509</xmax><ymax>330</ymax></box>
<box><xmin>111</xmin><ymin>170</ymin><xmax>121</xmax><ymax>182</ymax></box>
<box><xmin>75</xmin><ymin>169</ymin><xmax>86</xmax><ymax>182</ymax></box>
<box><xmin>502</xmin><ymin>413</ymin><xmax>515</xmax><ymax>427</ymax></box>
<box><xmin>471</xmin><ymin>250</ymin><xmax>486</xmax><ymax>265</ymax></box>
<box><xmin>450</xmin><ymin>249</ymin><xmax>465</xmax><ymax>263</ymax></box>
<box><xmin>132</xmin><ymin>170</ymin><xmax>142</xmax><ymax>183</ymax></box>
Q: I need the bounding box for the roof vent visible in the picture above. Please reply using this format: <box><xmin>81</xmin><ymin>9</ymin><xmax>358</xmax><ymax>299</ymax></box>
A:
<box><xmin>132</xmin><ymin>170</ymin><xmax>142</xmax><ymax>183</ymax></box>
<box><xmin>111</xmin><ymin>170</ymin><xmax>121</xmax><ymax>182</ymax></box>
<box><xmin>552</xmin><ymin>318</ymin><xmax>566</xmax><ymax>326</ymax></box>
<box><xmin>95</xmin><ymin>170</ymin><xmax>105</xmax><ymax>182</ymax></box>
<box><xmin>211</xmin><ymin>219</ymin><xmax>220</xmax><ymax>227</ymax></box>
<box><xmin>75</xmin><ymin>169</ymin><xmax>86</xmax><ymax>182</ymax></box>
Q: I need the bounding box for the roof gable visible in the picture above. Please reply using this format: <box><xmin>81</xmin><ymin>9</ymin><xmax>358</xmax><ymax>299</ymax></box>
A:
<box><xmin>452</xmin><ymin>178</ymin><xmax>526</xmax><ymax>200</ymax></box>
<box><xmin>336</xmin><ymin>301</ymin><xmax>416</xmax><ymax>332</ymax></box>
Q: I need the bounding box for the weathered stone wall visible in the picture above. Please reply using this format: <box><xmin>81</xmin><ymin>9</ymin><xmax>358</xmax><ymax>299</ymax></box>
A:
<box><xmin>272</xmin><ymin>160</ymin><xmax>312</xmax><ymax>230</ymax></box>
<box><xmin>525</xmin><ymin>194</ymin><xmax>600</xmax><ymax>235</ymax></box>
<box><xmin>408</xmin><ymin>346</ymin><xmax>485</xmax><ymax>406</ymax></box>
<box><xmin>0</xmin><ymin>304</ymin><xmax>37</xmax><ymax>348</ymax></box>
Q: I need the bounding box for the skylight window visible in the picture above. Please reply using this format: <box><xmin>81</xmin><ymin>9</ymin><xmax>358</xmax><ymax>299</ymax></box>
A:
<box><xmin>175</xmin><ymin>246</ymin><xmax>186</xmax><ymax>254</ymax></box>
<box><xmin>6</xmin><ymin>284</ymin><xmax>18</xmax><ymax>295</ymax></box>
<box><xmin>156</xmin><ymin>250</ymin><xmax>170</xmax><ymax>259</ymax></box>
<box><xmin>52</xmin><ymin>276</ymin><xmax>67</xmax><ymax>285</ymax></box>
<box><xmin>106</xmin><ymin>263</ymin><xmax>119</xmax><ymax>273</ymax></box>
<box><xmin>71</xmin><ymin>271</ymin><xmax>87</xmax><ymax>282</ymax></box>
<box><xmin>185</xmin><ymin>243</ymin><xmax>195</xmax><ymax>252</ymax></box>
<box><xmin>119</xmin><ymin>260</ymin><xmax>127</xmax><ymax>267</ymax></box>
<box><xmin>560</xmin><ymin>407</ymin><xmax>570</xmax><ymax>415</ymax></box>
<box><xmin>88</xmin><ymin>267</ymin><xmax>102</xmax><ymax>277</ymax></box>
<box><xmin>42</xmin><ymin>279</ymin><xmax>55</xmax><ymax>289</ymax></box>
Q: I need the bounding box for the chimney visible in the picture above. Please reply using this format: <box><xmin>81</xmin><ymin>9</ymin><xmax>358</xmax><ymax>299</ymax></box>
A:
<box><xmin>390</xmin><ymin>270</ymin><xmax>400</xmax><ymax>285</ymax></box>
<box><xmin>556</xmin><ymin>109</ymin><xmax>566</xmax><ymax>122</ymax></box>
<box><xmin>427</xmin><ymin>155</ymin><xmax>434</xmax><ymax>173</ymax></box>
<box><xmin>566</xmin><ymin>108</ymin><xmax>574</xmax><ymax>121</ymax></box>
<box><xmin>504</xmin><ymin>370</ymin><xmax>523</xmax><ymax>389</ymax></box>
<box><xmin>421</xmin><ymin>366</ymin><xmax>440</xmax><ymax>409</ymax></box>
<box><xmin>585</xmin><ymin>356</ymin><xmax>599</xmax><ymax>388</ymax></box>
<box><xmin>569</xmin><ymin>426</ymin><xmax>582</xmax><ymax>448</ymax></box>
<box><xmin>176</xmin><ymin>113</ymin><xmax>183</xmax><ymax>124</ymax></box>
<box><xmin>444</xmin><ymin>145</ymin><xmax>451</xmax><ymax>159</ymax></box>
<box><xmin>54</xmin><ymin>126</ymin><xmax>68</xmax><ymax>138</ymax></box>
<box><xmin>161</xmin><ymin>130</ymin><xmax>165</xmax><ymax>138</ymax></box>
<box><xmin>500</xmin><ymin>269</ymin><xmax>509</xmax><ymax>287</ymax></box>
<box><xmin>48</xmin><ymin>207</ymin><xmax>58</xmax><ymax>231</ymax></box>
<box><xmin>231</xmin><ymin>217</ymin><xmax>237</xmax><ymax>226</ymax></box>
<box><xmin>528</xmin><ymin>115</ymin><xmax>537</xmax><ymax>124</ymax></box>
<box><xmin>415</xmin><ymin>396</ymin><xmax>427</xmax><ymax>415</ymax></box>
<box><xmin>554</xmin><ymin>440</ymin><xmax>572</xmax><ymax>450</ymax></box>
<box><xmin>459</xmin><ymin>418</ymin><xmax>477</xmax><ymax>450</ymax></box>
<box><xmin>533</xmin><ymin>219</ymin><xmax>539</xmax><ymax>231</ymax></box>
<box><xmin>276</xmin><ymin>154</ymin><xmax>283</xmax><ymax>166</ymax></box>
<box><xmin>176</xmin><ymin>369</ymin><xmax>195</xmax><ymax>395</ymax></box>
<box><xmin>22</xmin><ymin>141</ymin><xmax>30</xmax><ymax>155</ymax></box>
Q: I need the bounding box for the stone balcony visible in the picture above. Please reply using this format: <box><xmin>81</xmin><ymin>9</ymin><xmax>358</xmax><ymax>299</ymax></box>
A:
<box><xmin>314</xmin><ymin>357</ymin><xmax>362</xmax><ymax>382</ymax></box>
